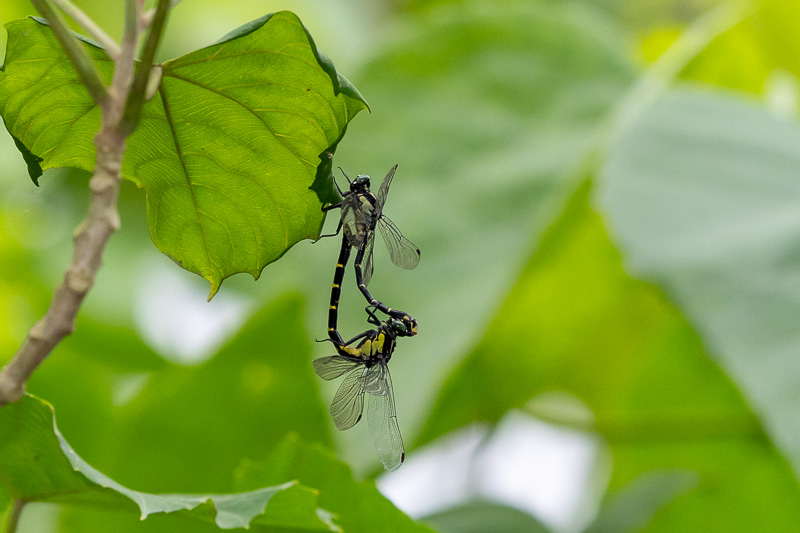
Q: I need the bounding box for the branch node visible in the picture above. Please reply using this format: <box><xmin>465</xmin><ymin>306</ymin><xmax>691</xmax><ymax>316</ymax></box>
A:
<box><xmin>65</xmin><ymin>269</ymin><xmax>94</xmax><ymax>294</ymax></box>
<box><xmin>27</xmin><ymin>321</ymin><xmax>48</xmax><ymax>342</ymax></box>
<box><xmin>146</xmin><ymin>65</ymin><xmax>163</xmax><ymax>101</ymax></box>
<box><xmin>107</xmin><ymin>209</ymin><xmax>122</xmax><ymax>231</ymax></box>
<box><xmin>89</xmin><ymin>172</ymin><xmax>119</xmax><ymax>194</ymax></box>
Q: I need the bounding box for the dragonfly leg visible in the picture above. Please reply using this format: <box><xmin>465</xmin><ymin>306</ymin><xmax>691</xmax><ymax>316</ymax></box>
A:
<box><xmin>342</xmin><ymin>329</ymin><xmax>372</xmax><ymax>346</ymax></box>
<box><xmin>322</xmin><ymin>201</ymin><xmax>343</xmax><ymax>213</ymax></box>
<box><xmin>365</xmin><ymin>304</ymin><xmax>382</xmax><ymax>327</ymax></box>
<box><xmin>315</xmin><ymin>218</ymin><xmax>343</xmax><ymax>242</ymax></box>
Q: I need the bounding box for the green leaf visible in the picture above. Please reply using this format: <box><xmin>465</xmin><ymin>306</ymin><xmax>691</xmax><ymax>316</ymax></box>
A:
<box><xmin>421</xmin><ymin>501</ymin><xmax>551</xmax><ymax>533</ymax></box>
<box><xmin>599</xmin><ymin>88</ymin><xmax>800</xmax><ymax>483</ymax></box>
<box><xmin>0</xmin><ymin>12</ymin><xmax>368</xmax><ymax>296</ymax></box>
<box><xmin>235</xmin><ymin>434</ymin><xmax>434</xmax><ymax>533</ymax></box>
<box><xmin>417</xmin><ymin>182</ymin><xmax>800</xmax><ymax>529</ymax></box>
<box><xmin>0</xmin><ymin>394</ymin><xmax>334</xmax><ymax>531</ymax></box>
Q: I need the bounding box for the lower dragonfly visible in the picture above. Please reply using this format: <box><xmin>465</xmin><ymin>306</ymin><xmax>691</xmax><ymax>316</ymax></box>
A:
<box><xmin>313</xmin><ymin>318</ymin><xmax>407</xmax><ymax>471</ymax></box>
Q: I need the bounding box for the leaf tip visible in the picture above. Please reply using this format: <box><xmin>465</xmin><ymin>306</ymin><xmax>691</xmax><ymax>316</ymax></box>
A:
<box><xmin>207</xmin><ymin>283</ymin><xmax>220</xmax><ymax>301</ymax></box>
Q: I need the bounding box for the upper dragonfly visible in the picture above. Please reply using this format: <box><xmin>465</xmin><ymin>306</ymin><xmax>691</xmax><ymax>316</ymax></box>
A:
<box><xmin>323</xmin><ymin>165</ymin><xmax>421</xmax><ymax>288</ymax></box>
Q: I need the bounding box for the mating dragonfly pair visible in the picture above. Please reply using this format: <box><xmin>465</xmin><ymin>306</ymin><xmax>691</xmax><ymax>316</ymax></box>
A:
<box><xmin>313</xmin><ymin>165</ymin><xmax>420</xmax><ymax>471</ymax></box>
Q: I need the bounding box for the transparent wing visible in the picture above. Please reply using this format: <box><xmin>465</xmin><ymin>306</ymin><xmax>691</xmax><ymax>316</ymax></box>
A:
<box><xmin>374</xmin><ymin>165</ymin><xmax>397</xmax><ymax>218</ymax></box>
<box><xmin>330</xmin><ymin>367</ymin><xmax>366</xmax><ymax>431</ymax></box>
<box><xmin>378</xmin><ymin>216</ymin><xmax>420</xmax><ymax>270</ymax></box>
<box><xmin>341</xmin><ymin>195</ymin><xmax>370</xmax><ymax>248</ymax></box>
<box><xmin>313</xmin><ymin>355</ymin><xmax>359</xmax><ymax>381</ymax></box>
<box><xmin>366</xmin><ymin>364</ymin><xmax>405</xmax><ymax>471</ymax></box>
<box><xmin>361</xmin><ymin>232</ymin><xmax>377</xmax><ymax>288</ymax></box>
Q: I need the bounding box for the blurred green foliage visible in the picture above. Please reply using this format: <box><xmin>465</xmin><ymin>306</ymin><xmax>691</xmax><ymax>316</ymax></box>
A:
<box><xmin>3</xmin><ymin>0</ymin><xmax>800</xmax><ymax>531</ymax></box>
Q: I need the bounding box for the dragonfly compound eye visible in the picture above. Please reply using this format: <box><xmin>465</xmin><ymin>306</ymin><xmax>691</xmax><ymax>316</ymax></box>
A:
<box><xmin>389</xmin><ymin>319</ymin><xmax>407</xmax><ymax>334</ymax></box>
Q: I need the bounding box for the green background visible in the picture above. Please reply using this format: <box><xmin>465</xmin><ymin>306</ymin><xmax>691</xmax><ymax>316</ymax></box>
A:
<box><xmin>3</xmin><ymin>0</ymin><xmax>800</xmax><ymax>531</ymax></box>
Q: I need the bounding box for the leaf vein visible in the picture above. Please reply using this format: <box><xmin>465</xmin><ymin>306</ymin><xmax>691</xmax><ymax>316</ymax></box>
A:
<box><xmin>158</xmin><ymin>82</ymin><xmax>217</xmax><ymax>278</ymax></box>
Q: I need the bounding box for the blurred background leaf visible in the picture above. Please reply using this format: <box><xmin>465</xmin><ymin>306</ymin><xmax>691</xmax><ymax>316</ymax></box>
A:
<box><xmin>599</xmin><ymin>87</ymin><xmax>800</xmax><ymax>490</ymax></box>
<box><xmin>584</xmin><ymin>470</ymin><xmax>698</xmax><ymax>533</ymax></box>
<box><xmin>421</xmin><ymin>501</ymin><xmax>551</xmax><ymax>533</ymax></box>
<box><xmin>67</xmin><ymin>294</ymin><xmax>329</xmax><ymax>494</ymax></box>
<box><xmin>416</xmin><ymin>181</ymin><xmax>800</xmax><ymax>529</ymax></box>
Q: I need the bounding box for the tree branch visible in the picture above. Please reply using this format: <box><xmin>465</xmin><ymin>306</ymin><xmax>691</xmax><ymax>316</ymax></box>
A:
<box><xmin>50</xmin><ymin>0</ymin><xmax>121</xmax><ymax>59</ymax></box>
<box><xmin>123</xmin><ymin>0</ymin><xmax>171</xmax><ymax>132</ymax></box>
<box><xmin>0</xmin><ymin>1</ymin><xmax>171</xmax><ymax>407</ymax></box>
<box><xmin>28</xmin><ymin>0</ymin><xmax>109</xmax><ymax>106</ymax></box>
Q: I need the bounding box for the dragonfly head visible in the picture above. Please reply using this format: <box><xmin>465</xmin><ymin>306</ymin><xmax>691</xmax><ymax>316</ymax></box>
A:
<box><xmin>387</xmin><ymin>316</ymin><xmax>417</xmax><ymax>337</ymax></box>
<box><xmin>350</xmin><ymin>174</ymin><xmax>371</xmax><ymax>193</ymax></box>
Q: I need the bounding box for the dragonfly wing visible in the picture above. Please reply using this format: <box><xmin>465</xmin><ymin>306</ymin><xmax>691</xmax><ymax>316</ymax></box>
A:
<box><xmin>375</xmin><ymin>165</ymin><xmax>397</xmax><ymax>218</ymax></box>
<box><xmin>313</xmin><ymin>355</ymin><xmax>359</xmax><ymax>381</ymax></box>
<box><xmin>341</xmin><ymin>196</ymin><xmax>369</xmax><ymax>248</ymax></box>
<box><xmin>330</xmin><ymin>367</ymin><xmax>366</xmax><ymax>430</ymax></box>
<box><xmin>378</xmin><ymin>216</ymin><xmax>420</xmax><ymax>270</ymax></box>
<box><xmin>361</xmin><ymin>232</ymin><xmax>377</xmax><ymax>287</ymax></box>
<box><xmin>367</xmin><ymin>365</ymin><xmax>405</xmax><ymax>471</ymax></box>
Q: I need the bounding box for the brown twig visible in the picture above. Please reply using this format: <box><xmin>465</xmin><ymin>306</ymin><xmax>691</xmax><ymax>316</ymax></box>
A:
<box><xmin>27</xmin><ymin>0</ymin><xmax>108</xmax><ymax>105</ymax></box>
<box><xmin>49</xmin><ymin>0</ymin><xmax>121</xmax><ymax>58</ymax></box>
<box><xmin>0</xmin><ymin>0</ymin><xmax>171</xmax><ymax>407</ymax></box>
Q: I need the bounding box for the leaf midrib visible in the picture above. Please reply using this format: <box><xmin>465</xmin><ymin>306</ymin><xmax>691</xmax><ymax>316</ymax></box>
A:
<box><xmin>158</xmin><ymin>82</ymin><xmax>216</xmax><ymax>274</ymax></box>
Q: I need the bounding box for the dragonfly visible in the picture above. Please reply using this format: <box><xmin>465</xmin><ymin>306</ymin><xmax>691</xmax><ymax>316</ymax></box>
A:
<box><xmin>313</xmin><ymin>317</ymin><xmax>407</xmax><ymax>471</ymax></box>
<box><xmin>322</xmin><ymin>165</ymin><xmax>420</xmax><ymax>324</ymax></box>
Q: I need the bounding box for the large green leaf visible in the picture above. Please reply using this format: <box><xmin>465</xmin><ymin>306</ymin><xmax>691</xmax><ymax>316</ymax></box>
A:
<box><xmin>598</xmin><ymin>88</ymin><xmax>800</xmax><ymax>482</ymax></box>
<box><xmin>417</xmin><ymin>182</ymin><xmax>800</xmax><ymax>529</ymax></box>
<box><xmin>0</xmin><ymin>395</ymin><xmax>335</xmax><ymax>531</ymax></box>
<box><xmin>0</xmin><ymin>12</ymin><xmax>368</xmax><ymax>296</ymax></box>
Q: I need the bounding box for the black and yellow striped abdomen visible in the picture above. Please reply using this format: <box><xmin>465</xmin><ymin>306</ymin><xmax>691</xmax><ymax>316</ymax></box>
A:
<box><xmin>328</xmin><ymin>234</ymin><xmax>351</xmax><ymax>346</ymax></box>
